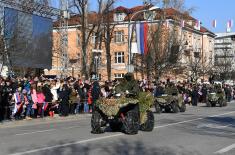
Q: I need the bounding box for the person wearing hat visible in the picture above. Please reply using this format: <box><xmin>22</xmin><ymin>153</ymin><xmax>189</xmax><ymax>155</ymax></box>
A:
<box><xmin>115</xmin><ymin>73</ymin><xmax>140</xmax><ymax>96</ymax></box>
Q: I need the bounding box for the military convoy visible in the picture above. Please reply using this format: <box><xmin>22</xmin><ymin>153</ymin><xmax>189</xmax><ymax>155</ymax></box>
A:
<box><xmin>91</xmin><ymin>92</ymin><xmax>155</xmax><ymax>135</ymax></box>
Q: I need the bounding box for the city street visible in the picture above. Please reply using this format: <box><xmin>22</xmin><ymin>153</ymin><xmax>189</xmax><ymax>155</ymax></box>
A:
<box><xmin>1</xmin><ymin>102</ymin><xmax>235</xmax><ymax>155</ymax></box>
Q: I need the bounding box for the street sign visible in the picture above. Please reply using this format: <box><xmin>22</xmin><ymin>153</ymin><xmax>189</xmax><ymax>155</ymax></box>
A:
<box><xmin>92</xmin><ymin>49</ymin><xmax>103</xmax><ymax>53</ymax></box>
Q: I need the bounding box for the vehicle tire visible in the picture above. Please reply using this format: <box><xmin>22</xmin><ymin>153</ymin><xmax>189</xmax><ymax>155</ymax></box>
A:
<box><xmin>206</xmin><ymin>101</ymin><xmax>211</xmax><ymax>107</ymax></box>
<box><xmin>218</xmin><ymin>99</ymin><xmax>223</xmax><ymax>107</ymax></box>
<box><xmin>155</xmin><ymin>102</ymin><xmax>161</xmax><ymax>114</ymax></box>
<box><xmin>123</xmin><ymin>106</ymin><xmax>140</xmax><ymax>135</ymax></box>
<box><xmin>171</xmin><ymin>102</ymin><xmax>179</xmax><ymax>113</ymax></box>
<box><xmin>223</xmin><ymin>100</ymin><xmax>228</xmax><ymax>107</ymax></box>
<box><xmin>179</xmin><ymin>103</ymin><xmax>186</xmax><ymax>112</ymax></box>
<box><xmin>91</xmin><ymin>110</ymin><xmax>105</xmax><ymax>134</ymax></box>
<box><xmin>109</xmin><ymin>121</ymin><xmax>122</xmax><ymax>132</ymax></box>
<box><xmin>140</xmin><ymin>111</ymin><xmax>155</xmax><ymax>132</ymax></box>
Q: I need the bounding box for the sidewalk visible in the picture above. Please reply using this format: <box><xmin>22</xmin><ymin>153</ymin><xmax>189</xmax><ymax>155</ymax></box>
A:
<box><xmin>0</xmin><ymin>113</ymin><xmax>92</xmax><ymax>129</ymax></box>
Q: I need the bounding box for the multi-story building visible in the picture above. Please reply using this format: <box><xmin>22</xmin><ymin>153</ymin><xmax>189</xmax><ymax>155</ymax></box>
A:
<box><xmin>45</xmin><ymin>5</ymin><xmax>216</xmax><ymax>81</ymax></box>
<box><xmin>214</xmin><ymin>33</ymin><xmax>235</xmax><ymax>79</ymax></box>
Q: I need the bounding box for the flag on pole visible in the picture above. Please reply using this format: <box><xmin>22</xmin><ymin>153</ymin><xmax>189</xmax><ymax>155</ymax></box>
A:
<box><xmin>165</xmin><ymin>20</ymin><xmax>169</xmax><ymax>28</ymax></box>
<box><xmin>228</xmin><ymin>19</ymin><xmax>233</xmax><ymax>28</ymax></box>
<box><xmin>181</xmin><ymin>20</ymin><xmax>185</xmax><ymax>28</ymax></box>
<box><xmin>227</xmin><ymin>22</ymin><xmax>231</xmax><ymax>32</ymax></box>
<box><xmin>136</xmin><ymin>23</ymin><xmax>149</xmax><ymax>55</ymax></box>
<box><xmin>212</xmin><ymin>20</ymin><xmax>217</xmax><ymax>28</ymax></box>
<box><xmin>194</xmin><ymin>20</ymin><xmax>201</xmax><ymax>30</ymax></box>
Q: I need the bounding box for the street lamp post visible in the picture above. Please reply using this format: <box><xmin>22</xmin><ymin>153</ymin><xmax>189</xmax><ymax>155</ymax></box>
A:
<box><xmin>127</xmin><ymin>6</ymin><xmax>159</xmax><ymax>73</ymax></box>
<box><xmin>94</xmin><ymin>55</ymin><xmax>99</xmax><ymax>79</ymax></box>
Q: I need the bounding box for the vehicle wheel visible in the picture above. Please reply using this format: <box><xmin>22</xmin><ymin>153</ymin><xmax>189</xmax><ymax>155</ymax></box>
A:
<box><xmin>109</xmin><ymin>121</ymin><xmax>122</xmax><ymax>132</ymax></box>
<box><xmin>218</xmin><ymin>99</ymin><xmax>223</xmax><ymax>107</ymax></box>
<box><xmin>123</xmin><ymin>106</ymin><xmax>140</xmax><ymax>135</ymax></box>
<box><xmin>155</xmin><ymin>102</ymin><xmax>161</xmax><ymax>114</ymax></box>
<box><xmin>223</xmin><ymin>100</ymin><xmax>228</xmax><ymax>107</ymax></box>
<box><xmin>171</xmin><ymin>102</ymin><xmax>179</xmax><ymax>113</ymax></box>
<box><xmin>179</xmin><ymin>103</ymin><xmax>186</xmax><ymax>112</ymax></box>
<box><xmin>140</xmin><ymin>111</ymin><xmax>155</xmax><ymax>132</ymax></box>
<box><xmin>91</xmin><ymin>110</ymin><xmax>105</xmax><ymax>134</ymax></box>
<box><xmin>206</xmin><ymin>101</ymin><xmax>212</xmax><ymax>107</ymax></box>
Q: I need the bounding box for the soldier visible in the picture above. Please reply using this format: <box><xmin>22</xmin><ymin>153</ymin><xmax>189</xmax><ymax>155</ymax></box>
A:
<box><xmin>115</xmin><ymin>73</ymin><xmax>140</xmax><ymax>96</ymax></box>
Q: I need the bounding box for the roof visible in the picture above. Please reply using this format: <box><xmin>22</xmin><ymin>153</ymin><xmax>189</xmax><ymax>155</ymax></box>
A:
<box><xmin>215</xmin><ymin>32</ymin><xmax>235</xmax><ymax>39</ymax></box>
<box><xmin>53</xmin><ymin>5</ymin><xmax>215</xmax><ymax>36</ymax></box>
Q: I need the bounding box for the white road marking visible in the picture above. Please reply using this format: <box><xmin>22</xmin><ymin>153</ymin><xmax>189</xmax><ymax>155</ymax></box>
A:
<box><xmin>8</xmin><ymin>111</ymin><xmax>235</xmax><ymax>155</ymax></box>
<box><xmin>9</xmin><ymin>134</ymin><xmax>124</xmax><ymax>155</ymax></box>
<box><xmin>214</xmin><ymin>143</ymin><xmax>235</xmax><ymax>154</ymax></box>
<box><xmin>15</xmin><ymin>129</ymin><xmax>56</xmax><ymax>136</ymax></box>
<box><xmin>14</xmin><ymin>125</ymin><xmax>82</xmax><ymax>136</ymax></box>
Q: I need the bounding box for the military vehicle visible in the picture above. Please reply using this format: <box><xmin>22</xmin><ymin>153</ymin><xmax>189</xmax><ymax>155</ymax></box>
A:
<box><xmin>91</xmin><ymin>92</ymin><xmax>154</xmax><ymax>135</ymax></box>
<box><xmin>206</xmin><ymin>83</ymin><xmax>227</xmax><ymax>107</ymax></box>
<box><xmin>155</xmin><ymin>94</ymin><xmax>186</xmax><ymax>113</ymax></box>
<box><xmin>207</xmin><ymin>92</ymin><xmax>227</xmax><ymax>107</ymax></box>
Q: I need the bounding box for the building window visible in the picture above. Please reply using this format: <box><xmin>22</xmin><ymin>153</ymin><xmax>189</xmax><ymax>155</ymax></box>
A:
<box><xmin>114</xmin><ymin>73</ymin><xmax>125</xmax><ymax>79</ymax></box>
<box><xmin>115</xmin><ymin>52</ymin><xmax>125</xmax><ymax>63</ymax></box>
<box><xmin>114</xmin><ymin>31</ymin><xmax>124</xmax><ymax>43</ymax></box>
<box><xmin>115</xmin><ymin>13</ymin><xmax>125</xmax><ymax>22</ymax></box>
<box><xmin>94</xmin><ymin>53</ymin><xmax>102</xmax><ymax>66</ymax></box>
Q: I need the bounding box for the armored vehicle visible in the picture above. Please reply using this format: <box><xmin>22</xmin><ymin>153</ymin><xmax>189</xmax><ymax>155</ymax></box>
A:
<box><xmin>155</xmin><ymin>94</ymin><xmax>186</xmax><ymax>113</ymax></box>
<box><xmin>91</xmin><ymin>92</ymin><xmax>154</xmax><ymax>135</ymax></box>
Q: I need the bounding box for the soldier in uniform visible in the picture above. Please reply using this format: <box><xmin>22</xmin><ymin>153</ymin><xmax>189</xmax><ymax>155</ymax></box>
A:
<box><xmin>115</xmin><ymin>73</ymin><xmax>140</xmax><ymax>96</ymax></box>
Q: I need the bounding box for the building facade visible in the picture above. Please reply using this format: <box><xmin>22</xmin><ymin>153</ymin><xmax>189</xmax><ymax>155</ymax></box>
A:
<box><xmin>45</xmin><ymin>5</ymin><xmax>215</xmax><ymax>82</ymax></box>
<box><xmin>214</xmin><ymin>33</ymin><xmax>235</xmax><ymax>79</ymax></box>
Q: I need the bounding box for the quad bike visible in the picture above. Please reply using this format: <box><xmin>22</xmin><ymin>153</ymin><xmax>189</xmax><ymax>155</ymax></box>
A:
<box><xmin>206</xmin><ymin>92</ymin><xmax>227</xmax><ymax>107</ymax></box>
<box><xmin>155</xmin><ymin>94</ymin><xmax>186</xmax><ymax>113</ymax></box>
<box><xmin>91</xmin><ymin>92</ymin><xmax>155</xmax><ymax>135</ymax></box>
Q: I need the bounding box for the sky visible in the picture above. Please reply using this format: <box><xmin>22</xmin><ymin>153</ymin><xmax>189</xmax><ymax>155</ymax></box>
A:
<box><xmin>52</xmin><ymin>0</ymin><xmax>235</xmax><ymax>33</ymax></box>
<box><xmin>110</xmin><ymin>0</ymin><xmax>235</xmax><ymax>33</ymax></box>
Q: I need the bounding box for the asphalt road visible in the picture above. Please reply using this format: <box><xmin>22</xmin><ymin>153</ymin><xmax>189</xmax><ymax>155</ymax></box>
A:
<box><xmin>1</xmin><ymin>101</ymin><xmax>235</xmax><ymax>155</ymax></box>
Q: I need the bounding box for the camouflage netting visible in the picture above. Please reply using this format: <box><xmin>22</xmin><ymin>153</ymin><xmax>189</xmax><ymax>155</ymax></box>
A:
<box><xmin>96</xmin><ymin>97</ymin><xmax>139</xmax><ymax>116</ymax></box>
<box><xmin>96</xmin><ymin>92</ymin><xmax>154</xmax><ymax>121</ymax></box>
<box><xmin>138</xmin><ymin>92</ymin><xmax>154</xmax><ymax>124</ymax></box>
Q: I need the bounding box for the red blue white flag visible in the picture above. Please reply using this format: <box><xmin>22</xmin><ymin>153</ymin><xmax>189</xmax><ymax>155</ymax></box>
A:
<box><xmin>194</xmin><ymin>20</ymin><xmax>200</xmax><ymax>30</ymax></box>
<box><xmin>136</xmin><ymin>23</ymin><xmax>149</xmax><ymax>55</ymax></box>
<box><xmin>181</xmin><ymin>20</ymin><xmax>185</xmax><ymax>28</ymax></box>
<box><xmin>212</xmin><ymin>20</ymin><xmax>217</xmax><ymax>28</ymax></box>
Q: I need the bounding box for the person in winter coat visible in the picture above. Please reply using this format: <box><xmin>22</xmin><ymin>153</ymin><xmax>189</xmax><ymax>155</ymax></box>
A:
<box><xmin>191</xmin><ymin>86</ymin><xmax>199</xmax><ymax>106</ymax></box>
<box><xmin>30</xmin><ymin>84</ymin><xmax>38</xmax><ymax>118</ymax></box>
<box><xmin>69</xmin><ymin>87</ymin><xmax>78</xmax><ymax>114</ymax></box>
<box><xmin>22</xmin><ymin>89</ymin><xmax>33</xmax><ymax>120</ymax></box>
<box><xmin>91</xmin><ymin>80</ymin><xmax>101</xmax><ymax>111</ymax></box>
<box><xmin>37</xmin><ymin>86</ymin><xmax>46</xmax><ymax>117</ymax></box>
<box><xmin>58</xmin><ymin>84</ymin><xmax>71</xmax><ymax>116</ymax></box>
<box><xmin>42</xmin><ymin>81</ymin><xmax>53</xmax><ymax>116</ymax></box>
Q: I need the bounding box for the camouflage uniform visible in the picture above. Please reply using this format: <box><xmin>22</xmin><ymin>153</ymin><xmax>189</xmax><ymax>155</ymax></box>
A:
<box><xmin>115</xmin><ymin>73</ymin><xmax>140</xmax><ymax>96</ymax></box>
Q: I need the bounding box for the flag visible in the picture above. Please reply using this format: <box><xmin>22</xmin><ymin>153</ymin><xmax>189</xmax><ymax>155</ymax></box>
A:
<box><xmin>136</xmin><ymin>23</ymin><xmax>149</xmax><ymax>55</ymax></box>
<box><xmin>194</xmin><ymin>20</ymin><xmax>200</xmax><ymax>30</ymax></box>
<box><xmin>181</xmin><ymin>20</ymin><xmax>185</xmax><ymax>28</ymax></box>
<box><xmin>165</xmin><ymin>20</ymin><xmax>169</xmax><ymax>28</ymax></box>
<box><xmin>227</xmin><ymin>22</ymin><xmax>231</xmax><ymax>32</ymax></box>
<box><xmin>136</xmin><ymin>23</ymin><xmax>141</xmax><ymax>54</ymax></box>
<box><xmin>212</xmin><ymin>20</ymin><xmax>217</xmax><ymax>28</ymax></box>
<box><xmin>228</xmin><ymin>19</ymin><xmax>233</xmax><ymax>28</ymax></box>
